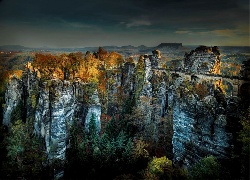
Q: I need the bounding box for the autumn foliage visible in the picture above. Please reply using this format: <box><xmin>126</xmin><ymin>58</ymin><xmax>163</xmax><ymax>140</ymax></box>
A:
<box><xmin>195</xmin><ymin>83</ymin><xmax>208</xmax><ymax>99</ymax></box>
<box><xmin>31</xmin><ymin>48</ymin><xmax>124</xmax><ymax>85</ymax></box>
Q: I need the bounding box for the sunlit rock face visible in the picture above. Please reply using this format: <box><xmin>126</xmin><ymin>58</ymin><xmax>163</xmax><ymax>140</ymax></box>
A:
<box><xmin>121</xmin><ymin>61</ymin><xmax>135</xmax><ymax>95</ymax></box>
<box><xmin>184</xmin><ymin>46</ymin><xmax>221</xmax><ymax>74</ymax></box>
<box><xmin>141</xmin><ymin>55</ymin><xmax>153</xmax><ymax>98</ymax></box>
<box><xmin>136</xmin><ymin>51</ymin><xmax>170</xmax><ymax>149</ymax></box>
<box><xmin>3</xmin><ymin>68</ymin><xmax>101</xmax><ymax>162</ymax></box>
<box><xmin>34</xmin><ymin>79</ymin><xmax>76</xmax><ymax>160</ymax></box>
<box><xmin>169</xmin><ymin>66</ymin><xmax>240</xmax><ymax>168</ymax></box>
<box><xmin>170</xmin><ymin>46</ymin><xmax>243</xmax><ymax>168</ymax></box>
<box><xmin>3</xmin><ymin>76</ymin><xmax>22</xmax><ymax>126</ymax></box>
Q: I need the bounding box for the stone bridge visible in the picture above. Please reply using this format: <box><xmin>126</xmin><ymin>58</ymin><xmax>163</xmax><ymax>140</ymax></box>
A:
<box><xmin>170</xmin><ymin>71</ymin><xmax>250</xmax><ymax>96</ymax></box>
<box><xmin>153</xmin><ymin>68</ymin><xmax>250</xmax><ymax>96</ymax></box>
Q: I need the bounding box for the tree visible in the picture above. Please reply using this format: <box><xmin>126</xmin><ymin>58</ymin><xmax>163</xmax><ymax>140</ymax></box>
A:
<box><xmin>4</xmin><ymin>120</ymin><xmax>48</xmax><ymax>179</ymax></box>
<box><xmin>143</xmin><ymin>156</ymin><xmax>173</xmax><ymax>180</ymax></box>
<box><xmin>88</xmin><ymin>113</ymin><xmax>98</xmax><ymax>137</ymax></box>
<box><xmin>66</xmin><ymin>114</ymin><xmax>134</xmax><ymax>179</ymax></box>
<box><xmin>88</xmin><ymin>113</ymin><xmax>100</xmax><ymax>156</ymax></box>
<box><xmin>104</xmin><ymin>115</ymin><xmax>120</xmax><ymax>139</ymax></box>
<box><xmin>238</xmin><ymin>106</ymin><xmax>250</xmax><ymax>179</ymax></box>
<box><xmin>189</xmin><ymin>155</ymin><xmax>220</xmax><ymax>180</ymax></box>
<box><xmin>7</xmin><ymin>120</ymin><xmax>27</xmax><ymax>167</ymax></box>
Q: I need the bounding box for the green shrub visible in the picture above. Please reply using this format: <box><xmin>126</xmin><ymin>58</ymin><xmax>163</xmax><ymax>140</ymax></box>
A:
<box><xmin>7</xmin><ymin>120</ymin><xmax>27</xmax><ymax>164</ymax></box>
<box><xmin>66</xmin><ymin>115</ymin><xmax>134</xmax><ymax>179</ymax></box>
<box><xmin>145</xmin><ymin>156</ymin><xmax>173</xmax><ymax>179</ymax></box>
<box><xmin>189</xmin><ymin>155</ymin><xmax>220</xmax><ymax>180</ymax></box>
<box><xmin>4</xmin><ymin>120</ymin><xmax>48</xmax><ymax>179</ymax></box>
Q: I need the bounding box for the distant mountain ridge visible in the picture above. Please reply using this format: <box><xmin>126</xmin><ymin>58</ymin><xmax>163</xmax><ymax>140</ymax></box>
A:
<box><xmin>1</xmin><ymin>44</ymin><xmax>249</xmax><ymax>53</ymax></box>
<box><xmin>157</xmin><ymin>43</ymin><xmax>182</xmax><ymax>49</ymax></box>
<box><xmin>0</xmin><ymin>43</ymin><xmax>181</xmax><ymax>51</ymax></box>
<box><xmin>0</xmin><ymin>45</ymin><xmax>29</xmax><ymax>51</ymax></box>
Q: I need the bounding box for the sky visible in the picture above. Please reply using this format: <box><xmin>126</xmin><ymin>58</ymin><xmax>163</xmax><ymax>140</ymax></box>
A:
<box><xmin>0</xmin><ymin>0</ymin><xmax>249</xmax><ymax>47</ymax></box>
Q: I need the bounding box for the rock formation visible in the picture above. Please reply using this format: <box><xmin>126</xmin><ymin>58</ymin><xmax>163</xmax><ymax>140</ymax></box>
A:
<box><xmin>169</xmin><ymin>73</ymin><xmax>240</xmax><ymax>168</ymax></box>
<box><xmin>2</xmin><ymin>46</ymin><xmax>244</xmax><ymax>175</ymax></box>
<box><xmin>3</xmin><ymin>65</ymin><xmax>101</xmax><ymax>167</ymax></box>
<box><xmin>184</xmin><ymin>46</ymin><xmax>221</xmax><ymax>74</ymax></box>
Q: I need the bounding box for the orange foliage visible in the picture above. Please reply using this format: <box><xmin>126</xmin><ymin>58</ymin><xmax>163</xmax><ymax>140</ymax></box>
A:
<box><xmin>98</xmin><ymin>70</ymin><xmax>107</xmax><ymax>94</ymax></box>
<box><xmin>34</xmin><ymin>53</ymin><xmax>59</xmax><ymax>68</ymax></box>
<box><xmin>98</xmin><ymin>47</ymin><xmax>109</xmax><ymax>60</ymax></box>
<box><xmin>10</xmin><ymin>70</ymin><xmax>23</xmax><ymax>79</ymax></box>
<box><xmin>126</xmin><ymin>57</ymin><xmax>135</xmax><ymax>64</ymax></box>
<box><xmin>32</xmin><ymin>52</ymin><xmax>101</xmax><ymax>82</ymax></box>
<box><xmin>210</xmin><ymin>60</ymin><xmax>221</xmax><ymax>74</ymax></box>
<box><xmin>195</xmin><ymin>83</ymin><xmax>208</xmax><ymax>99</ymax></box>
<box><xmin>0</xmin><ymin>70</ymin><xmax>12</xmax><ymax>91</ymax></box>
<box><xmin>105</xmin><ymin>51</ymin><xmax>124</xmax><ymax>69</ymax></box>
<box><xmin>214</xmin><ymin>79</ymin><xmax>225</xmax><ymax>94</ymax></box>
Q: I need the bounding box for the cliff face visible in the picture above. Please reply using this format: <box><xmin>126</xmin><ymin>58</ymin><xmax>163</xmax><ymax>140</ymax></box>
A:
<box><xmin>4</xmin><ymin>69</ymin><xmax>101</xmax><ymax>162</ymax></box>
<box><xmin>2</xmin><ymin>47</ymin><xmax>242</xmax><ymax>171</ymax></box>
<box><xmin>133</xmin><ymin>53</ymin><xmax>171</xmax><ymax>156</ymax></box>
<box><xmin>3</xmin><ymin>76</ymin><xmax>22</xmax><ymax>126</ymax></box>
<box><xmin>34</xmin><ymin>78</ymin><xmax>76</xmax><ymax>160</ymax></box>
<box><xmin>169</xmin><ymin>73</ymin><xmax>240</xmax><ymax>167</ymax></box>
<box><xmin>184</xmin><ymin>46</ymin><xmax>221</xmax><ymax>74</ymax></box>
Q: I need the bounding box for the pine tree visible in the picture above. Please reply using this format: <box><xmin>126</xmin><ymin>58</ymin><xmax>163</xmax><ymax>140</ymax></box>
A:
<box><xmin>89</xmin><ymin>113</ymin><xmax>97</xmax><ymax>137</ymax></box>
<box><xmin>4</xmin><ymin>120</ymin><xmax>48</xmax><ymax>179</ymax></box>
<box><xmin>104</xmin><ymin>116</ymin><xmax>119</xmax><ymax>139</ymax></box>
<box><xmin>238</xmin><ymin>106</ymin><xmax>250</xmax><ymax>179</ymax></box>
<box><xmin>7</xmin><ymin>120</ymin><xmax>27</xmax><ymax>167</ymax></box>
<box><xmin>88</xmin><ymin>113</ymin><xmax>99</xmax><ymax>148</ymax></box>
<box><xmin>189</xmin><ymin>155</ymin><xmax>220</xmax><ymax>180</ymax></box>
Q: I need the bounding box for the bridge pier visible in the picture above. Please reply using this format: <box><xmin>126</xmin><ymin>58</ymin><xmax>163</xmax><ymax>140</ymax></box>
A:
<box><xmin>232</xmin><ymin>79</ymin><xmax>239</xmax><ymax>96</ymax></box>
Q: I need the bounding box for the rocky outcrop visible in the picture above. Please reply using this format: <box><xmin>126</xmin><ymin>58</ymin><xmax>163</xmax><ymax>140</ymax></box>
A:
<box><xmin>3</xmin><ymin>76</ymin><xmax>22</xmax><ymax>126</ymax></box>
<box><xmin>3</xmin><ymin>68</ymin><xmax>101</xmax><ymax>163</ymax></box>
<box><xmin>184</xmin><ymin>46</ymin><xmax>221</xmax><ymax>74</ymax></box>
<box><xmin>241</xmin><ymin>59</ymin><xmax>250</xmax><ymax>80</ymax></box>
<box><xmin>121</xmin><ymin>61</ymin><xmax>135</xmax><ymax>95</ymax></box>
<box><xmin>136</xmin><ymin>51</ymin><xmax>170</xmax><ymax>149</ymax></box>
<box><xmin>169</xmin><ymin>72</ymin><xmax>240</xmax><ymax>168</ymax></box>
<box><xmin>3</xmin><ymin>47</ymin><xmax>243</xmax><ymax>173</ymax></box>
<box><xmin>34</xmin><ymin>79</ymin><xmax>76</xmax><ymax>161</ymax></box>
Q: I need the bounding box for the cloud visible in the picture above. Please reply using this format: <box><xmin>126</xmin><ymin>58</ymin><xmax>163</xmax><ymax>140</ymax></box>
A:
<box><xmin>60</xmin><ymin>20</ymin><xmax>92</xmax><ymax>29</ymax></box>
<box><xmin>211</xmin><ymin>25</ymin><xmax>249</xmax><ymax>37</ymax></box>
<box><xmin>0</xmin><ymin>0</ymin><xmax>249</xmax><ymax>47</ymax></box>
<box><xmin>126</xmin><ymin>20</ymin><xmax>151</xmax><ymax>28</ymax></box>
<box><xmin>211</xmin><ymin>29</ymin><xmax>236</xmax><ymax>37</ymax></box>
<box><xmin>175</xmin><ymin>27</ymin><xmax>247</xmax><ymax>37</ymax></box>
<box><xmin>174</xmin><ymin>29</ymin><xmax>210</xmax><ymax>35</ymax></box>
<box><xmin>175</xmin><ymin>30</ymin><xmax>190</xmax><ymax>34</ymax></box>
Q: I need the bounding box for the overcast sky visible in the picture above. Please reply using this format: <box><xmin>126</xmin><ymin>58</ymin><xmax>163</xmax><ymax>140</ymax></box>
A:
<box><xmin>0</xmin><ymin>0</ymin><xmax>249</xmax><ymax>47</ymax></box>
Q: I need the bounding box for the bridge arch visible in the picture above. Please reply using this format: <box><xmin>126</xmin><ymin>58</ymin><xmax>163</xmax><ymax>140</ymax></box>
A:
<box><xmin>222</xmin><ymin>80</ymin><xmax>234</xmax><ymax>96</ymax></box>
<box><xmin>239</xmin><ymin>82</ymin><xmax>250</xmax><ymax>107</ymax></box>
<box><xmin>239</xmin><ymin>83</ymin><xmax>250</xmax><ymax>97</ymax></box>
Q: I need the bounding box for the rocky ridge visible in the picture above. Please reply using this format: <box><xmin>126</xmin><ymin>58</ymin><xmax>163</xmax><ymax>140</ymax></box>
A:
<box><xmin>2</xmin><ymin>46</ymin><xmax>243</xmax><ymax>173</ymax></box>
<box><xmin>184</xmin><ymin>46</ymin><xmax>221</xmax><ymax>74</ymax></box>
<box><xmin>4</xmin><ymin>68</ymin><xmax>101</xmax><ymax>162</ymax></box>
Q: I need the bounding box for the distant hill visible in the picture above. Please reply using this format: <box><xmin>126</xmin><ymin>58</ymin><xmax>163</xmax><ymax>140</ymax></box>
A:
<box><xmin>156</xmin><ymin>43</ymin><xmax>182</xmax><ymax>49</ymax></box>
<box><xmin>0</xmin><ymin>45</ymin><xmax>30</xmax><ymax>51</ymax></box>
